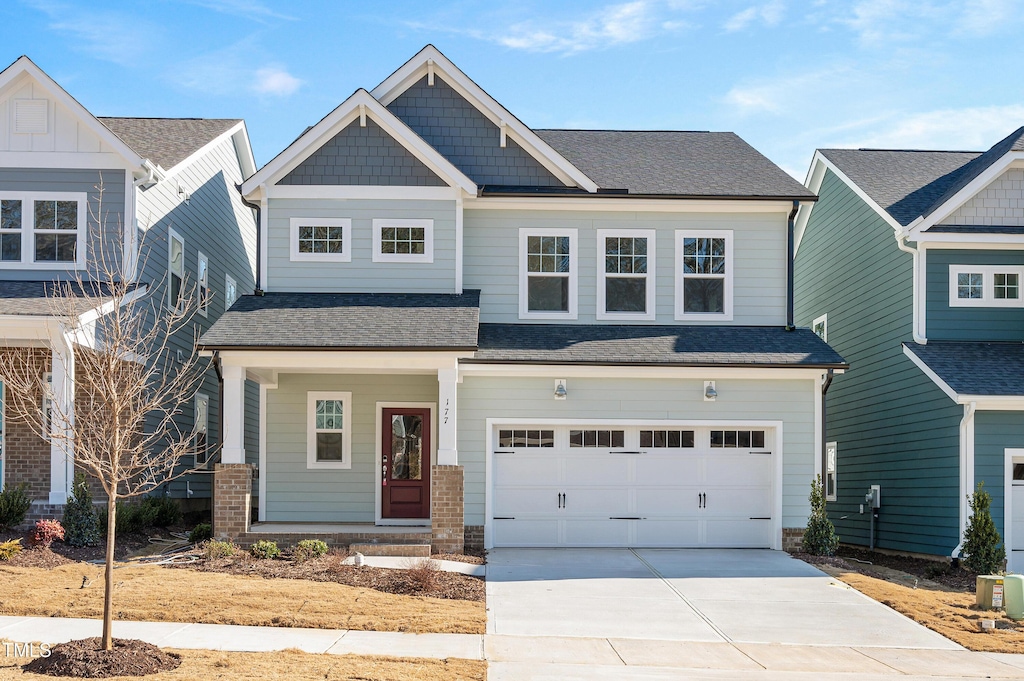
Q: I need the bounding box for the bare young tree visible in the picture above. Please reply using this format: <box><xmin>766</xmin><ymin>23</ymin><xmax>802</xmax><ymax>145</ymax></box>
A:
<box><xmin>0</xmin><ymin>184</ymin><xmax>204</xmax><ymax>651</ymax></box>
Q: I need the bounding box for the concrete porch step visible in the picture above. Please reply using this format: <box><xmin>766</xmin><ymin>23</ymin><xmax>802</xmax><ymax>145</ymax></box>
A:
<box><xmin>349</xmin><ymin>543</ymin><xmax>432</xmax><ymax>558</ymax></box>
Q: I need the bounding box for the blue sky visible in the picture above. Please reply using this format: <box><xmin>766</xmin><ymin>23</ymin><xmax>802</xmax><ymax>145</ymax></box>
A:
<box><xmin>3</xmin><ymin>0</ymin><xmax>1022</xmax><ymax>178</ymax></box>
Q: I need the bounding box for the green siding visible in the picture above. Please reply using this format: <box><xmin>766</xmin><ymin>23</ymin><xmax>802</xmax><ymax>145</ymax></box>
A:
<box><xmin>926</xmin><ymin>249</ymin><xmax>1024</xmax><ymax>341</ymax></box>
<box><xmin>794</xmin><ymin>170</ymin><xmax>963</xmax><ymax>556</ymax></box>
<box><xmin>974</xmin><ymin>411</ymin><xmax>1024</xmax><ymax>540</ymax></box>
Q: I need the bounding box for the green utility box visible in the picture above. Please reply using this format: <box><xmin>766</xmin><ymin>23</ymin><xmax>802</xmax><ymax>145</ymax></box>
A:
<box><xmin>977</xmin><ymin>575</ymin><xmax>1005</xmax><ymax>610</ymax></box>
<box><xmin>1004</xmin><ymin>575</ymin><xmax>1024</xmax><ymax>620</ymax></box>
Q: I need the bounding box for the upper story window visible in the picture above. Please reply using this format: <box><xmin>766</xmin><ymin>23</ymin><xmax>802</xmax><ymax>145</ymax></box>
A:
<box><xmin>225</xmin><ymin>274</ymin><xmax>237</xmax><ymax>310</ymax></box>
<box><xmin>0</xmin><ymin>192</ymin><xmax>86</xmax><ymax>269</ymax></box>
<box><xmin>597</xmin><ymin>229</ymin><xmax>656</xmax><ymax>321</ymax></box>
<box><xmin>289</xmin><ymin>217</ymin><xmax>351</xmax><ymax>262</ymax></box>
<box><xmin>372</xmin><ymin>219</ymin><xmax>433</xmax><ymax>263</ymax></box>
<box><xmin>168</xmin><ymin>229</ymin><xmax>184</xmax><ymax>310</ymax></box>
<box><xmin>195</xmin><ymin>393</ymin><xmax>210</xmax><ymax>467</ymax></box>
<box><xmin>197</xmin><ymin>252</ymin><xmax>209</xmax><ymax>317</ymax></box>
<box><xmin>676</xmin><ymin>230</ymin><xmax>733</xmax><ymax>321</ymax></box>
<box><xmin>949</xmin><ymin>265</ymin><xmax>1024</xmax><ymax>307</ymax></box>
<box><xmin>519</xmin><ymin>228</ymin><xmax>578</xmax><ymax>320</ymax></box>
<box><xmin>813</xmin><ymin>314</ymin><xmax>828</xmax><ymax>341</ymax></box>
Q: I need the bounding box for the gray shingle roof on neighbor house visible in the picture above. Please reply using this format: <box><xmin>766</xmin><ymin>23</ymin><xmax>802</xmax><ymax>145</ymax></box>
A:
<box><xmin>198</xmin><ymin>291</ymin><xmax>481</xmax><ymax>350</ymax></box>
<box><xmin>0</xmin><ymin>280</ymin><xmax>133</xmax><ymax>316</ymax></box>
<box><xmin>470</xmin><ymin>324</ymin><xmax>847</xmax><ymax>367</ymax></box>
<box><xmin>905</xmin><ymin>341</ymin><xmax>1024</xmax><ymax>396</ymax></box>
<box><xmin>534</xmin><ymin>130</ymin><xmax>816</xmax><ymax>199</ymax></box>
<box><xmin>99</xmin><ymin>118</ymin><xmax>240</xmax><ymax>171</ymax></box>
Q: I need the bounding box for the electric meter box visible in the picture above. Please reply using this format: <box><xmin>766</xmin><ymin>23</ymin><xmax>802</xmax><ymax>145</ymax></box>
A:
<box><xmin>976</xmin><ymin>575</ymin><xmax>1005</xmax><ymax>610</ymax></box>
<box><xmin>1003</xmin><ymin>574</ymin><xmax>1024</xmax><ymax>620</ymax></box>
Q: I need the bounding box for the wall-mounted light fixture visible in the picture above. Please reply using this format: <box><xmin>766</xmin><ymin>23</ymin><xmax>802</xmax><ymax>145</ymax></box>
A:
<box><xmin>704</xmin><ymin>381</ymin><xmax>717</xmax><ymax>401</ymax></box>
<box><xmin>554</xmin><ymin>379</ymin><xmax>568</xmax><ymax>400</ymax></box>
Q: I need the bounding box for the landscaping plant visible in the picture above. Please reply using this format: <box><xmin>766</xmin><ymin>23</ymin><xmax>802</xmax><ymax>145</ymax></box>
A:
<box><xmin>249</xmin><ymin>540</ymin><xmax>281</xmax><ymax>559</ymax></box>
<box><xmin>202</xmin><ymin>540</ymin><xmax>238</xmax><ymax>559</ymax></box>
<box><xmin>0</xmin><ymin>538</ymin><xmax>23</xmax><ymax>561</ymax></box>
<box><xmin>63</xmin><ymin>473</ymin><xmax>101</xmax><ymax>547</ymax></box>
<box><xmin>0</xmin><ymin>483</ymin><xmax>32</xmax><ymax>530</ymax></box>
<box><xmin>31</xmin><ymin>519</ymin><xmax>66</xmax><ymax>548</ymax></box>
<box><xmin>802</xmin><ymin>474</ymin><xmax>840</xmax><ymax>556</ymax></box>
<box><xmin>188</xmin><ymin>523</ymin><xmax>213</xmax><ymax>544</ymax></box>
<box><xmin>962</xmin><ymin>481</ymin><xmax>1006</xmax><ymax>575</ymax></box>
<box><xmin>293</xmin><ymin>539</ymin><xmax>329</xmax><ymax>562</ymax></box>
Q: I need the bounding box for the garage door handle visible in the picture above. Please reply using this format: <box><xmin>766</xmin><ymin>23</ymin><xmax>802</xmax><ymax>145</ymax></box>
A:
<box><xmin>494</xmin><ymin>517</ymin><xmax>515</xmax><ymax>520</ymax></box>
<box><xmin>610</xmin><ymin>517</ymin><xmax>644</xmax><ymax>520</ymax></box>
<box><xmin>749</xmin><ymin>517</ymin><xmax>770</xmax><ymax>520</ymax></box>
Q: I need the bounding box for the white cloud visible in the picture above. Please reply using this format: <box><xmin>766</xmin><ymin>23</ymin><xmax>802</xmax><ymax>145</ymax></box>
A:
<box><xmin>171</xmin><ymin>39</ymin><xmax>300</xmax><ymax>98</ymax></box>
<box><xmin>186</xmin><ymin>0</ymin><xmax>297</xmax><ymax>23</ymax></box>
<box><xmin>833</xmin><ymin>105</ymin><xmax>1024</xmax><ymax>151</ymax></box>
<box><xmin>957</xmin><ymin>0</ymin><xmax>1014</xmax><ymax>36</ymax></box>
<box><xmin>253</xmin><ymin>66</ymin><xmax>302</xmax><ymax>97</ymax></box>
<box><xmin>723</xmin><ymin>0</ymin><xmax>785</xmax><ymax>32</ymax></box>
<box><xmin>24</xmin><ymin>0</ymin><xmax>160</xmax><ymax>66</ymax></box>
<box><xmin>724</xmin><ymin>67</ymin><xmax>848</xmax><ymax>115</ymax></box>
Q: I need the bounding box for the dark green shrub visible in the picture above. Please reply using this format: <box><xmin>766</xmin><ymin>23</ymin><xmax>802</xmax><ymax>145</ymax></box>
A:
<box><xmin>98</xmin><ymin>501</ymin><xmax>153</xmax><ymax>536</ymax></box>
<box><xmin>63</xmin><ymin>473</ymin><xmax>100</xmax><ymax>547</ymax></box>
<box><xmin>962</xmin><ymin>481</ymin><xmax>1006</xmax><ymax>575</ymax></box>
<box><xmin>249</xmin><ymin>540</ymin><xmax>280</xmax><ymax>559</ymax></box>
<box><xmin>202</xmin><ymin>539</ymin><xmax>237</xmax><ymax>559</ymax></box>
<box><xmin>802</xmin><ymin>475</ymin><xmax>839</xmax><ymax>556</ymax></box>
<box><xmin>139</xmin><ymin>496</ymin><xmax>181</xmax><ymax>528</ymax></box>
<box><xmin>293</xmin><ymin>539</ymin><xmax>329</xmax><ymax>562</ymax></box>
<box><xmin>0</xmin><ymin>483</ymin><xmax>31</xmax><ymax>529</ymax></box>
<box><xmin>188</xmin><ymin>523</ymin><xmax>212</xmax><ymax>544</ymax></box>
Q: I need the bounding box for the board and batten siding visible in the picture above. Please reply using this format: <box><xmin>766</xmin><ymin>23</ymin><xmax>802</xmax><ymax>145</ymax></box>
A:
<box><xmin>265</xmin><ymin>198</ymin><xmax>456</xmax><ymax>293</ymax></box>
<box><xmin>264</xmin><ymin>373</ymin><xmax>438</xmax><ymax>522</ymax></box>
<box><xmin>456</xmin><ymin>375</ymin><xmax>816</xmax><ymax>529</ymax></box>
<box><xmin>974</xmin><ymin>411</ymin><xmax>1024</xmax><ymax>541</ymax></box>
<box><xmin>463</xmin><ymin>209</ymin><xmax>787</xmax><ymax>325</ymax></box>
<box><xmin>925</xmin><ymin>248</ymin><xmax>1024</xmax><ymax>341</ymax></box>
<box><xmin>0</xmin><ymin>168</ymin><xmax>125</xmax><ymax>281</ymax></box>
<box><xmin>795</xmin><ymin>169</ymin><xmax>963</xmax><ymax>556</ymax></box>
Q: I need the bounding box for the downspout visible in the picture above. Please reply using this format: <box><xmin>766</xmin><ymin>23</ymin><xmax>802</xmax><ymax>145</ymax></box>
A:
<box><xmin>895</xmin><ymin>234</ymin><xmax>927</xmax><ymax>344</ymax></box>
<box><xmin>952</xmin><ymin>400</ymin><xmax>977</xmax><ymax>559</ymax></box>
<box><xmin>821</xmin><ymin>368</ymin><xmax>835</xmax><ymax>494</ymax></box>
<box><xmin>212</xmin><ymin>351</ymin><xmax>225</xmax><ymax>468</ymax></box>
<box><xmin>239</xmin><ymin>189</ymin><xmax>262</xmax><ymax>293</ymax></box>
<box><xmin>786</xmin><ymin>200</ymin><xmax>798</xmax><ymax>330</ymax></box>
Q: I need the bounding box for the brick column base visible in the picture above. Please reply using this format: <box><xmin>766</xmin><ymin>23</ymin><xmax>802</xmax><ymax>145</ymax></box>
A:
<box><xmin>430</xmin><ymin>465</ymin><xmax>464</xmax><ymax>554</ymax></box>
<box><xmin>214</xmin><ymin>463</ymin><xmax>254</xmax><ymax>541</ymax></box>
<box><xmin>782</xmin><ymin>527</ymin><xmax>804</xmax><ymax>552</ymax></box>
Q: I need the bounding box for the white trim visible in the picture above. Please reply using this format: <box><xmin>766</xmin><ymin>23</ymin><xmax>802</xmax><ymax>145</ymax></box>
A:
<box><xmin>374</xmin><ymin>401</ymin><xmax>436</xmax><ymax>526</ymax></box>
<box><xmin>123</xmin><ymin>171</ymin><xmax>137</xmax><ymax>282</ymax></box>
<box><xmin>458</xmin><ymin>363</ymin><xmax>832</xmax><ymax>380</ymax></box>
<box><xmin>1005</xmin><ymin>449</ymin><xmax>1024</xmax><ymax>574</ymax></box>
<box><xmin>596</xmin><ymin>228</ymin><xmax>656</xmax><ymax>321</ymax></box>
<box><xmin>518</xmin><ymin>227</ymin><xmax>578</xmax><ymax>320</ymax></box>
<box><xmin>909</xmin><ymin>155</ymin><xmax>1024</xmax><ymax>236</ymax></box>
<box><xmin>306</xmin><ymin>391</ymin><xmax>352</xmax><ymax>470</ymax></box>
<box><xmin>793</xmin><ymin>156</ymin><xmax>829</xmax><ymax>256</ymax></box>
<box><xmin>266</xmin><ymin>185</ymin><xmax>459</xmax><ymax>201</ymax></box>
<box><xmin>954</xmin><ymin>401</ymin><xmax>977</xmax><ymax>557</ymax></box>
<box><xmin>370</xmin><ymin>46</ymin><xmax>598</xmax><ymax>193</ymax></box>
<box><xmin>216</xmin><ymin>350</ymin><xmax>473</xmax><ymax>373</ymax></box>
<box><xmin>167</xmin><ymin>228</ymin><xmax>184</xmax><ymax>310</ymax></box>
<box><xmin>289</xmin><ymin>217</ymin><xmax>352</xmax><ymax>263</ymax></box>
<box><xmin>814</xmin><ymin>373</ymin><xmax>823</xmax><ymax>483</ymax></box>
<box><xmin>466</xmin><ymin>196</ymin><xmax>796</xmax><ymax>213</ymax></box>
<box><xmin>902</xmin><ymin>345</ymin><xmax>960</xmax><ymax>402</ymax></box>
<box><xmin>240</xmin><ymin>89</ymin><xmax>476</xmax><ymax>197</ymax></box>
<box><xmin>372</xmin><ymin>218</ymin><xmax>434</xmax><ymax>263</ymax></box>
<box><xmin>258</xmin><ymin>383</ymin><xmax>270</xmax><ymax>522</ymax></box>
<box><xmin>812</xmin><ymin>313</ymin><xmax>828</xmax><ymax>342</ymax></box>
<box><xmin>0</xmin><ymin>191</ymin><xmax>88</xmax><ymax>270</ymax></box>
<box><xmin>259</xmin><ymin>187</ymin><xmax>269</xmax><ymax>289</ymax></box>
<box><xmin>825</xmin><ymin>441</ymin><xmax>838</xmax><ymax>502</ymax></box>
<box><xmin>917</xmin><ymin>234</ymin><xmax>1024</xmax><ymax>247</ymax></box>
<box><xmin>948</xmin><ymin>264</ymin><xmax>1024</xmax><ymax>307</ymax></box>
<box><xmin>224</xmin><ymin>274</ymin><xmax>237</xmax><ymax>310</ymax></box>
<box><xmin>455</xmin><ymin>196</ymin><xmax>463</xmax><ymax>294</ymax></box>
<box><xmin>159</xmin><ymin>121</ymin><xmax>248</xmax><ymax>180</ymax></box>
<box><xmin>675</xmin><ymin>229</ymin><xmax>734</xmax><ymax>321</ymax></box>
<box><xmin>0</xmin><ymin>152</ymin><xmax>135</xmax><ymax>170</ymax></box>
<box><xmin>197</xmin><ymin>251</ymin><xmax>209</xmax><ymax>318</ymax></box>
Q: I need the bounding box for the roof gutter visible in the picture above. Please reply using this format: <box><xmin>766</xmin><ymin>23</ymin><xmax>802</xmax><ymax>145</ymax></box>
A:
<box><xmin>477</xmin><ymin>191</ymin><xmax>819</xmax><ymax>201</ymax></box>
<box><xmin>787</xmin><ymin>200</ymin><xmax>799</xmax><ymax>331</ymax></box>
<box><xmin>895</xmin><ymin>234</ymin><xmax>927</xmax><ymax>344</ymax></box>
<box><xmin>821</xmin><ymin>368</ymin><xmax>835</xmax><ymax>495</ymax></box>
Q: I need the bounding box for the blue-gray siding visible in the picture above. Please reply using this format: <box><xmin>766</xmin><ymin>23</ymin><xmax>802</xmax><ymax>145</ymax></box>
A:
<box><xmin>795</xmin><ymin>169</ymin><xmax>963</xmax><ymax>555</ymax></box>
<box><xmin>279</xmin><ymin>118</ymin><xmax>447</xmax><ymax>187</ymax></box>
<box><xmin>974</xmin><ymin>411</ymin><xmax>1024</xmax><ymax>541</ymax></box>
<box><xmin>926</xmin><ymin>249</ymin><xmax>1024</xmax><ymax>341</ymax></box>
<box><xmin>387</xmin><ymin>75</ymin><xmax>564</xmax><ymax>187</ymax></box>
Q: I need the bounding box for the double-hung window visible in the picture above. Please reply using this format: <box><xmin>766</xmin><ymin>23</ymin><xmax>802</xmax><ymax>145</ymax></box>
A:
<box><xmin>168</xmin><ymin>229</ymin><xmax>184</xmax><ymax>310</ymax></box>
<box><xmin>224</xmin><ymin>274</ymin><xmax>237</xmax><ymax>310</ymax></box>
<box><xmin>519</xmin><ymin>228</ymin><xmax>577</xmax><ymax>319</ymax></box>
<box><xmin>290</xmin><ymin>217</ymin><xmax>351</xmax><ymax>262</ymax></box>
<box><xmin>949</xmin><ymin>265</ymin><xmax>1024</xmax><ymax>307</ymax></box>
<box><xmin>372</xmin><ymin>219</ymin><xmax>433</xmax><ymax>263</ymax></box>
<box><xmin>197</xmin><ymin>252</ymin><xmax>209</xmax><ymax>317</ymax></box>
<box><xmin>825</xmin><ymin>441</ymin><xmax>837</xmax><ymax>502</ymax></box>
<box><xmin>597</xmin><ymin>229</ymin><xmax>656</xmax><ymax>320</ymax></box>
<box><xmin>0</xmin><ymin>192</ymin><xmax>86</xmax><ymax>268</ymax></box>
<box><xmin>307</xmin><ymin>392</ymin><xmax>352</xmax><ymax>469</ymax></box>
<box><xmin>676</xmin><ymin>230</ymin><xmax>733</xmax><ymax>320</ymax></box>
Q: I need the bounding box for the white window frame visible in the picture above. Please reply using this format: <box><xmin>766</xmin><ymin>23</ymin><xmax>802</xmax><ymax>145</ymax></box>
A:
<box><xmin>825</xmin><ymin>441</ymin><xmax>837</xmax><ymax>502</ymax></box>
<box><xmin>197</xmin><ymin>251</ymin><xmax>209</xmax><ymax>318</ymax></box>
<box><xmin>948</xmin><ymin>265</ymin><xmax>1024</xmax><ymax>307</ymax></box>
<box><xmin>167</xmin><ymin>228</ymin><xmax>185</xmax><ymax>311</ymax></box>
<box><xmin>0</xmin><ymin>191</ymin><xmax>87</xmax><ymax>270</ymax></box>
<box><xmin>307</xmin><ymin>391</ymin><xmax>352</xmax><ymax>470</ymax></box>
<box><xmin>596</xmin><ymin>229</ymin><xmax>656</xmax><ymax>321</ymax></box>
<box><xmin>519</xmin><ymin>227</ymin><xmax>578</xmax><ymax>320</ymax></box>
<box><xmin>675</xmin><ymin>230</ymin><xmax>734</xmax><ymax>321</ymax></box>
<box><xmin>372</xmin><ymin>218</ymin><xmax>434</xmax><ymax>263</ymax></box>
<box><xmin>812</xmin><ymin>313</ymin><xmax>828</xmax><ymax>342</ymax></box>
<box><xmin>194</xmin><ymin>392</ymin><xmax>210</xmax><ymax>467</ymax></box>
<box><xmin>289</xmin><ymin>217</ymin><xmax>351</xmax><ymax>262</ymax></box>
<box><xmin>224</xmin><ymin>274</ymin><xmax>237</xmax><ymax>310</ymax></box>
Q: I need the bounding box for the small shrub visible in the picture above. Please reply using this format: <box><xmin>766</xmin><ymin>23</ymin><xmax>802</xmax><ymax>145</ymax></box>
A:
<box><xmin>202</xmin><ymin>539</ymin><xmax>238</xmax><ymax>559</ymax></box>
<box><xmin>31</xmin><ymin>519</ymin><xmax>65</xmax><ymax>548</ymax></box>
<box><xmin>924</xmin><ymin>562</ymin><xmax>952</xmax><ymax>579</ymax></box>
<box><xmin>0</xmin><ymin>483</ymin><xmax>32</xmax><ymax>530</ymax></box>
<box><xmin>962</xmin><ymin>481</ymin><xmax>1006</xmax><ymax>575</ymax></box>
<box><xmin>188</xmin><ymin>523</ymin><xmax>213</xmax><ymax>544</ymax></box>
<box><xmin>249</xmin><ymin>540</ymin><xmax>281</xmax><ymax>559</ymax></box>
<box><xmin>140</xmin><ymin>496</ymin><xmax>182</xmax><ymax>528</ymax></box>
<box><xmin>0</xmin><ymin>538</ymin><xmax>23</xmax><ymax>561</ymax></box>
<box><xmin>404</xmin><ymin>558</ymin><xmax>440</xmax><ymax>592</ymax></box>
<box><xmin>293</xmin><ymin>539</ymin><xmax>329</xmax><ymax>562</ymax></box>
<box><xmin>802</xmin><ymin>475</ymin><xmax>839</xmax><ymax>556</ymax></box>
<box><xmin>63</xmin><ymin>473</ymin><xmax>100</xmax><ymax>547</ymax></box>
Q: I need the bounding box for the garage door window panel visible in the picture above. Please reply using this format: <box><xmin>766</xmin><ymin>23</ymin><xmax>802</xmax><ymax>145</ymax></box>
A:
<box><xmin>498</xmin><ymin>429</ymin><xmax>554</xmax><ymax>448</ymax></box>
<box><xmin>569</xmin><ymin>429</ymin><xmax>625</xmax><ymax>448</ymax></box>
<box><xmin>641</xmin><ymin>429</ymin><xmax>695</xmax><ymax>448</ymax></box>
<box><xmin>711</xmin><ymin>429</ymin><xmax>765</xmax><ymax>448</ymax></box>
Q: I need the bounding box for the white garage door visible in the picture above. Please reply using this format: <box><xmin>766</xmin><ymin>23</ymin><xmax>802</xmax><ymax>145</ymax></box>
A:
<box><xmin>492</xmin><ymin>425</ymin><xmax>774</xmax><ymax>548</ymax></box>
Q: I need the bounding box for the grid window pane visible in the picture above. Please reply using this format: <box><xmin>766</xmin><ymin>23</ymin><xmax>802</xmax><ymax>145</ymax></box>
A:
<box><xmin>569</xmin><ymin>429</ymin><xmax>625</xmax><ymax>448</ymax></box>
<box><xmin>298</xmin><ymin>223</ymin><xmax>344</xmax><ymax>255</ymax></box>
<box><xmin>380</xmin><ymin>224</ymin><xmax>426</xmax><ymax>256</ymax></box>
<box><xmin>527</xmin><ymin>236</ymin><xmax>570</xmax><ymax>273</ymax></box>
<box><xmin>957</xmin><ymin>272</ymin><xmax>983</xmax><ymax>299</ymax></box>
<box><xmin>605</xmin><ymin>237</ymin><xmax>647</xmax><ymax>274</ymax></box>
<box><xmin>498</xmin><ymin>429</ymin><xmax>554</xmax><ymax>448</ymax></box>
<box><xmin>34</xmin><ymin>233</ymin><xmax>77</xmax><ymax>262</ymax></box>
<box><xmin>528</xmin><ymin>276</ymin><xmax>569</xmax><ymax>312</ymax></box>
<box><xmin>315</xmin><ymin>399</ymin><xmax>344</xmax><ymax>430</ymax></box>
<box><xmin>683</xmin><ymin>238</ymin><xmax>726</xmax><ymax>274</ymax></box>
<box><xmin>640</xmin><ymin>430</ymin><xmax>695</xmax><ymax>448</ymax></box>
<box><xmin>316</xmin><ymin>433</ymin><xmax>344</xmax><ymax>461</ymax></box>
<box><xmin>711</xmin><ymin>430</ymin><xmax>766</xmax><ymax>448</ymax></box>
<box><xmin>1</xmin><ymin>199</ymin><xmax>21</xmax><ymax>231</ymax></box>
<box><xmin>995</xmin><ymin>273</ymin><xmax>1019</xmax><ymax>300</ymax></box>
<box><xmin>606</xmin><ymin>277</ymin><xmax>646</xmax><ymax>312</ymax></box>
<box><xmin>683</xmin><ymin>278</ymin><xmax>724</xmax><ymax>313</ymax></box>
<box><xmin>1</xmin><ymin>233</ymin><xmax>21</xmax><ymax>261</ymax></box>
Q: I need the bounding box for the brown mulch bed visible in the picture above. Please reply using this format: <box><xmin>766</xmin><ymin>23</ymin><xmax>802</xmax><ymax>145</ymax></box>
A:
<box><xmin>22</xmin><ymin>638</ymin><xmax>181</xmax><ymax>678</ymax></box>
<box><xmin>835</xmin><ymin>545</ymin><xmax>977</xmax><ymax>591</ymax></box>
<box><xmin>431</xmin><ymin>552</ymin><xmax>485</xmax><ymax>565</ymax></box>
<box><xmin>0</xmin><ymin>529</ymin><xmax>159</xmax><ymax>565</ymax></box>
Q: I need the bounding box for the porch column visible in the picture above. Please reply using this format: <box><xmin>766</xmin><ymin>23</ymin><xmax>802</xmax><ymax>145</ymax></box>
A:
<box><xmin>432</xmin><ymin>366</ymin><xmax>464</xmax><ymax>553</ymax></box>
<box><xmin>437</xmin><ymin>367</ymin><xmax>458</xmax><ymax>465</ymax></box>
<box><xmin>221</xmin><ymin>364</ymin><xmax>246</xmax><ymax>464</ymax></box>
<box><xmin>48</xmin><ymin>337</ymin><xmax>74</xmax><ymax>505</ymax></box>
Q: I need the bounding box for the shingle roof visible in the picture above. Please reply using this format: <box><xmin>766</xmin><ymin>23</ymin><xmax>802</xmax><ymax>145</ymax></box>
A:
<box><xmin>819</xmin><ymin>148</ymin><xmax>981</xmax><ymax>226</ymax></box>
<box><xmin>0</xmin><ymin>280</ymin><xmax>130</xmax><ymax>316</ymax></box>
<box><xmin>99</xmin><ymin>118</ymin><xmax>240</xmax><ymax>171</ymax></box>
<box><xmin>198</xmin><ymin>291</ymin><xmax>481</xmax><ymax>350</ymax></box>
<box><xmin>534</xmin><ymin>130</ymin><xmax>815</xmax><ymax>199</ymax></box>
<box><xmin>905</xmin><ymin>342</ymin><xmax>1024</xmax><ymax>397</ymax></box>
<box><xmin>470</xmin><ymin>324</ymin><xmax>846</xmax><ymax>367</ymax></box>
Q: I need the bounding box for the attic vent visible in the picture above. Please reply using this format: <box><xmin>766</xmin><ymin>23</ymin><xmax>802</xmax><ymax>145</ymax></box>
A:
<box><xmin>14</xmin><ymin>99</ymin><xmax>48</xmax><ymax>134</ymax></box>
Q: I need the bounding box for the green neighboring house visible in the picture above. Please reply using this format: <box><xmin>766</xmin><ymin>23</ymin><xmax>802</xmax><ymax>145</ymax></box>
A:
<box><xmin>794</xmin><ymin>127</ymin><xmax>1024</xmax><ymax>570</ymax></box>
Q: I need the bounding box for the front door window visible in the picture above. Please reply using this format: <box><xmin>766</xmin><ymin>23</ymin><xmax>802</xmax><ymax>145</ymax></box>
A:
<box><xmin>390</xmin><ymin>414</ymin><xmax>423</xmax><ymax>481</ymax></box>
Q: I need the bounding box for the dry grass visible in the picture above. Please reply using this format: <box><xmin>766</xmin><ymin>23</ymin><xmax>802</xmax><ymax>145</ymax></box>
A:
<box><xmin>819</xmin><ymin>564</ymin><xmax>1024</xmax><ymax>653</ymax></box>
<box><xmin>0</xmin><ymin>563</ymin><xmax>484</xmax><ymax>635</ymax></box>
<box><xmin>0</xmin><ymin>644</ymin><xmax>486</xmax><ymax>681</ymax></box>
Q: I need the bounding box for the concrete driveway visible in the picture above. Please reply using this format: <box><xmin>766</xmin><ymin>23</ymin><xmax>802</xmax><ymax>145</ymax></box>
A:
<box><xmin>486</xmin><ymin>548</ymin><xmax>959</xmax><ymax>649</ymax></box>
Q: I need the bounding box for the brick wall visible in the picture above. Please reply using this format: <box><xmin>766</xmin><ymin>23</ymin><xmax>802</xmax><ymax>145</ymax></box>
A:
<box><xmin>1</xmin><ymin>349</ymin><xmax>52</xmax><ymax>501</ymax></box>
<box><xmin>464</xmin><ymin>524</ymin><xmax>484</xmax><ymax>553</ymax></box>
<box><xmin>430</xmin><ymin>464</ymin><xmax>464</xmax><ymax>554</ymax></box>
<box><xmin>782</xmin><ymin>527</ymin><xmax>804</xmax><ymax>552</ymax></box>
<box><xmin>213</xmin><ymin>463</ymin><xmax>253</xmax><ymax>541</ymax></box>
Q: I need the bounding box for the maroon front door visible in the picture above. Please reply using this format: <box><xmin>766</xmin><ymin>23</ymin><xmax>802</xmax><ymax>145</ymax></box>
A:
<box><xmin>381</xmin><ymin>408</ymin><xmax>431</xmax><ymax>519</ymax></box>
